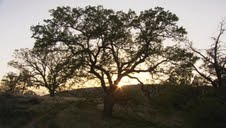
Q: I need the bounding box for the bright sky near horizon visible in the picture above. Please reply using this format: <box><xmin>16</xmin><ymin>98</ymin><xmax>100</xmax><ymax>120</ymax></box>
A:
<box><xmin>0</xmin><ymin>0</ymin><xmax>226</xmax><ymax>79</ymax></box>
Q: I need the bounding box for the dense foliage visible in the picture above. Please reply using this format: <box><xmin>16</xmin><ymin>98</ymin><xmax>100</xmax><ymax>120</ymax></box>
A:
<box><xmin>30</xmin><ymin>5</ymin><xmax>195</xmax><ymax>117</ymax></box>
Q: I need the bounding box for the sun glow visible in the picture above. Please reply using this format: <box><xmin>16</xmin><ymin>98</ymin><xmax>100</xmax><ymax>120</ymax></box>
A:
<box><xmin>29</xmin><ymin>72</ymin><xmax>157</xmax><ymax>96</ymax></box>
<box><xmin>117</xmin><ymin>72</ymin><xmax>153</xmax><ymax>87</ymax></box>
<box><xmin>117</xmin><ymin>83</ymin><xmax>123</xmax><ymax>88</ymax></box>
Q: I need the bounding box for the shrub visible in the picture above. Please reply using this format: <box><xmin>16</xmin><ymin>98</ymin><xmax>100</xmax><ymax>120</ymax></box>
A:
<box><xmin>189</xmin><ymin>97</ymin><xmax>226</xmax><ymax>128</ymax></box>
<box><xmin>0</xmin><ymin>95</ymin><xmax>32</xmax><ymax>127</ymax></box>
<box><xmin>150</xmin><ymin>85</ymin><xmax>199</xmax><ymax>111</ymax></box>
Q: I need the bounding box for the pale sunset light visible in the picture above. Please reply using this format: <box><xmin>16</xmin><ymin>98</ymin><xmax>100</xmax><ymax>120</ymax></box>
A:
<box><xmin>0</xmin><ymin>0</ymin><xmax>226</xmax><ymax>79</ymax></box>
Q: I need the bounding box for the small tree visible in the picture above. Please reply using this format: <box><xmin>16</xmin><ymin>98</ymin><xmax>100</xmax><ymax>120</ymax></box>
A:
<box><xmin>9</xmin><ymin>47</ymin><xmax>83</xmax><ymax>97</ymax></box>
<box><xmin>188</xmin><ymin>21</ymin><xmax>226</xmax><ymax>88</ymax></box>
<box><xmin>163</xmin><ymin>45</ymin><xmax>198</xmax><ymax>86</ymax></box>
<box><xmin>163</xmin><ymin>62</ymin><xmax>194</xmax><ymax>86</ymax></box>
<box><xmin>191</xmin><ymin>75</ymin><xmax>210</xmax><ymax>87</ymax></box>
<box><xmin>1</xmin><ymin>72</ymin><xmax>21</xmax><ymax>94</ymax></box>
<box><xmin>31</xmin><ymin>6</ymin><xmax>188</xmax><ymax>117</ymax></box>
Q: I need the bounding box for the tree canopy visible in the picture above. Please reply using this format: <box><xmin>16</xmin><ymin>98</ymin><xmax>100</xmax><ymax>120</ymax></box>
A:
<box><xmin>31</xmin><ymin>6</ymin><xmax>188</xmax><ymax>88</ymax></box>
<box><xmin>30</xmin><ymin>5</ymin><xmax>193</xmax><ymax>117</ymax></box>
<box><xmin>9</xmin><ymin>47</ymin><xmax>83</xmax><ymax>97</ymax></box>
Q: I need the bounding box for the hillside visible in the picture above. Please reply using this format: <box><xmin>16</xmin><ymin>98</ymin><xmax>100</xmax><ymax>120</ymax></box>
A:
<box><xmin>0</xmin><ymin>85</ymin><xmax>226</xmax><ymax>128</ymax></box>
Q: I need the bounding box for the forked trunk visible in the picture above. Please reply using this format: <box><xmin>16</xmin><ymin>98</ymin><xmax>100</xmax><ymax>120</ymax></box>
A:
<box><xmin>103</xmin><ymin>94</ymin><xmax>115</xmax><ymax>118</ymax></box>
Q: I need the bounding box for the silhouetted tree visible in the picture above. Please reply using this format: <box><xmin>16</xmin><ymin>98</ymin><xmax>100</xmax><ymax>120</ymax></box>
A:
<box><xmin>163</xmin><ymin>46</ymin><xmax>198</xmax><ymax>85</ymax></box>
<box><xmin>1</xmin><ymin>72</ymin><xmax>28</xmax><ymax>94</ymax></box>
<box><xmin>1</xmin><ymin>72</ymin><xmax>20</xmax><ymax>94</ymax></box>
<box><xmin>9</xmin><ymin>47</ymin><xmax>83</xmax><ymax>97</ymax></box>
<box><xmin>188</xmin><ymin>20</ymin><xmax>226</xmax><ymax>88</ymax></box>
<box><xmin>191</xmin><ymin>75</ymin><xmax>210</xmax><ymax>87</ymax></box>
<box><xmin>31</xmin><ymin>6</ymin><xmax>187</xmax><ymax>117</ymax></box>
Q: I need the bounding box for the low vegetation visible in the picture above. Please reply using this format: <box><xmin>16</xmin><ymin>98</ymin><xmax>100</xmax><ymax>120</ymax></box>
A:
<box><xmin>1</xmin><ymin>85</ymin><xmax>226</xmax><ymax>128</ymax></box>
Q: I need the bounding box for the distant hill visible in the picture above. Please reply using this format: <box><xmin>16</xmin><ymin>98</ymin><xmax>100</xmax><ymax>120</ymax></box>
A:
<box><xmin>54</xmin><ymin>84</ymin><xmax>159</xmax><ymax>98</ymax></box>
<box><xmin>1</xmin><ymin>85</ymin><xmax>226</xmax><ymax>128</ymax></box>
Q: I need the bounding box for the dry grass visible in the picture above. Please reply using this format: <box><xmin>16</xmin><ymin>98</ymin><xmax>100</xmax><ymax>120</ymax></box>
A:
<box><xmin>1</xmin><ymin>85</ymin><xmax>226</xmax><ymax>128</ymax></box>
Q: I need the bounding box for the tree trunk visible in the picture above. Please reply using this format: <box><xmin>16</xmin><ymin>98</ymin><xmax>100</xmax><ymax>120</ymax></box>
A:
<box><xmin>49</xmin><ymin>89</ymin><xmax>55</xmax><ymax>97</ymax></box>
<box><xmin>103</xmin><ymin>94</ymin><xmax>115</xmax><ymax>118</ymax></box>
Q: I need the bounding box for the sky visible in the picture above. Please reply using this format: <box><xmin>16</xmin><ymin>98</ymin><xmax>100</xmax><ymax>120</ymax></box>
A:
<box><xmin>0</xmin><ymin>0</ymin><xmax>226</xmax><ymax>79</ymax></box>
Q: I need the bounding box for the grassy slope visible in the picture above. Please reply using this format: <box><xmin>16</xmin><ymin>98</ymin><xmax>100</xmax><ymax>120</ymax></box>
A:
<box><xmin>0</xmin><ymin>85</ymin><xmax>226</xmax><ymax>128</ymax></box>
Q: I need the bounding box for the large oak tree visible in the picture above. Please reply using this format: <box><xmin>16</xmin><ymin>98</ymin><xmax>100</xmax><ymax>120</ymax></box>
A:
<box><xmin>31</xmin><ymin>6</ymin><xmax>188</xmax><ymax>117</ymax></box>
